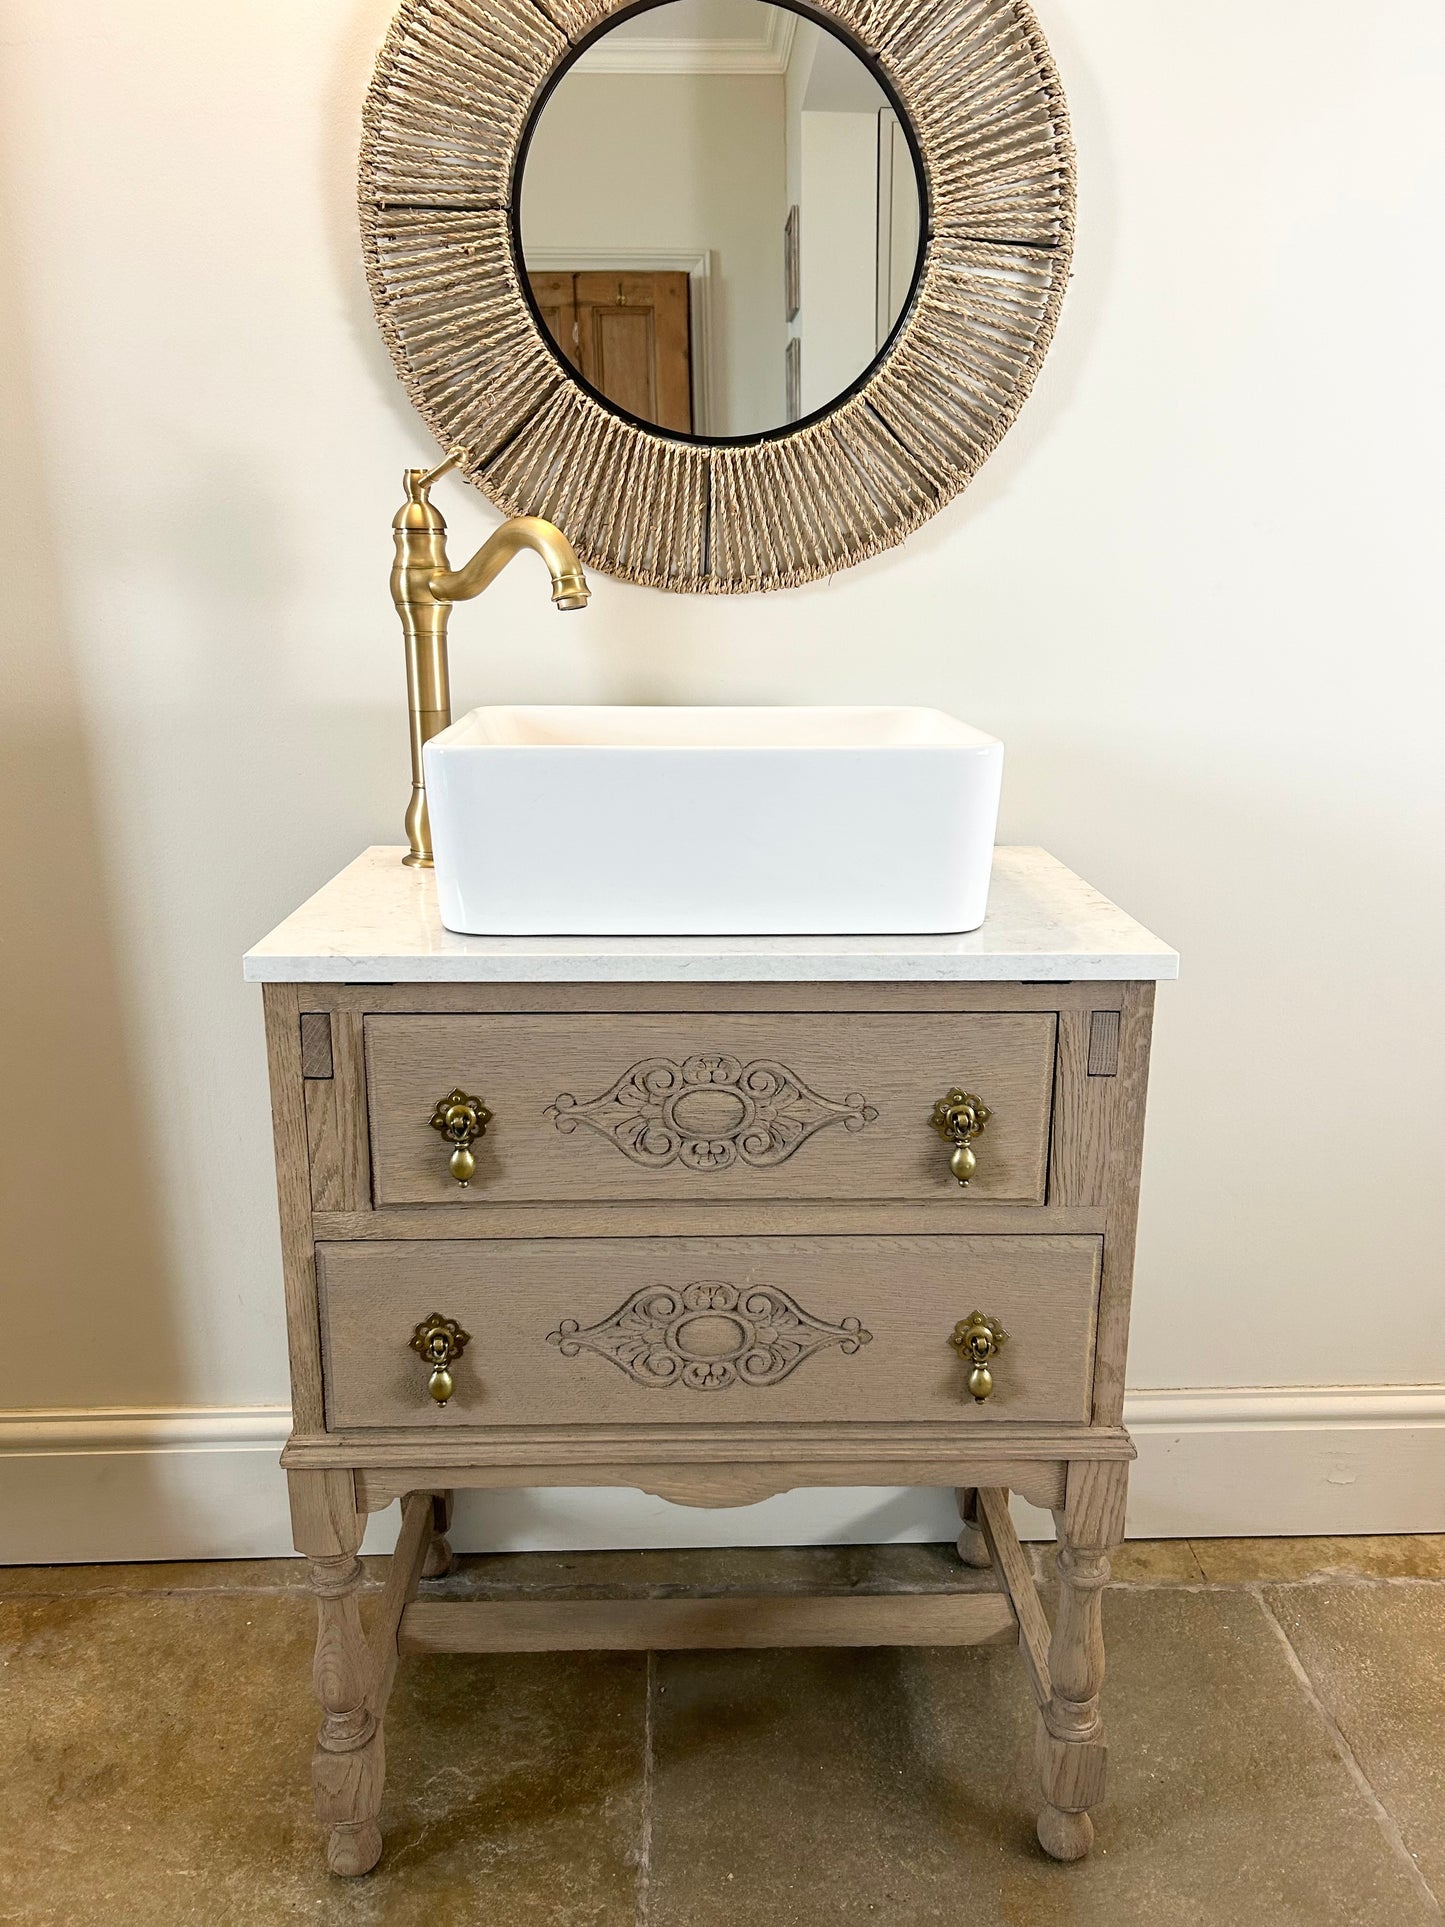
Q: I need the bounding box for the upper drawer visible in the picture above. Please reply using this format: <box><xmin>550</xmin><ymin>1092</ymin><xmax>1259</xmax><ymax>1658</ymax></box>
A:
<box><xmin>364</xmin><ymin>1012</ymin><xmax>1055</xmax><ymax>1206</ymax></box>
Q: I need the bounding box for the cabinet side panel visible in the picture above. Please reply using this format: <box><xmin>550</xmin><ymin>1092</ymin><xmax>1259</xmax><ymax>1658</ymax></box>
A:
<box><xmin>1089</xmin><ymin>983</ymin><xmax>1156</xmax><ymax>1426</ymax></box>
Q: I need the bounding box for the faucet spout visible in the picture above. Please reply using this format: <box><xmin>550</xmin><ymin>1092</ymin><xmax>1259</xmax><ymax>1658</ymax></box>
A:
<box><xmin>429</xmin><ymin>516</ymin><xmax>591</xmax><ymax>612</ymax></box>
<box><xmin>389</xmin><ymin>463</ymin><xmax>591</xmax><ymax>867</ymax></box>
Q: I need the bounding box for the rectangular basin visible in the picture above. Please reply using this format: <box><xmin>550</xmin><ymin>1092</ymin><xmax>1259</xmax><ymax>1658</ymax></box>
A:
<box><xmin>423</xmin><ymin>705</ymin><xmax>1003</xmax><ymax>936</ymax></box>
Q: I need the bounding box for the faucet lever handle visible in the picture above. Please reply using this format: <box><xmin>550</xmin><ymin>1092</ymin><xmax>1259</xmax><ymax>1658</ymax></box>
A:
<box><xmin>413</xmin><ymin>446</ymin><xmax>470</xmax><ymax>493</ymax></box>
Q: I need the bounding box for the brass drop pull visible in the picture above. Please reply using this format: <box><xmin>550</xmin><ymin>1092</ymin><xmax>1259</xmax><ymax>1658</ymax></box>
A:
<box><xmin>429</xmin><ymin>1087</ymin><xmax>491</xmax><ymax>1185</ymax></box>
<box><xmin>931</xmin><ymin>1088</ymin><xmax>990</xmax><ymax>1186</ymax></box>
<box><xmin>410</xmin><ymin>1313</ymin><xmax>470</xmax><ymax>1404</ymax></box>
<box><xmin>950</xmin><ymin>1311</ymin><xmax>1009</xmax><ymax>1402</ymax></box>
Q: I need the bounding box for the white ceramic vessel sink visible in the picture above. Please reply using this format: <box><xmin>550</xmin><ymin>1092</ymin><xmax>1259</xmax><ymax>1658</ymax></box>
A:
<box><xmin>424</xmin><ymin>705</ymin><xmax>1003</xmax><ymax>937</ymax></box>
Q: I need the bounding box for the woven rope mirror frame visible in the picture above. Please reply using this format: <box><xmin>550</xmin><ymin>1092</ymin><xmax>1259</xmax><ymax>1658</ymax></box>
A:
<box><xmin>360</xmin><ymin>0</ymin><xmax>1074</xmax><ymax>593</ymax></box>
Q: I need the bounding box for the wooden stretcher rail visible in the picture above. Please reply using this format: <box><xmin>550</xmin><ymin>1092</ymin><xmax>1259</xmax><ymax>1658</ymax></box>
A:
<box><xmin>398</xmin><ymin>1590</ymin><xmax>1017</xmax><ymax>1653</ymax></box>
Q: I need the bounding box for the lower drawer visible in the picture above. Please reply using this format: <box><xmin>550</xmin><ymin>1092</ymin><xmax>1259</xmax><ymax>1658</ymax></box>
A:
<box><xmin>316</xmin><ymin>1235</ymin><xmax>1100</xmax><ymax>1430</ymax></box>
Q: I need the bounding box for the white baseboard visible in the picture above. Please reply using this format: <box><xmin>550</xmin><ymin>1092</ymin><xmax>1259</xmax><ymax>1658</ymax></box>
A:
<box><xmin>2</xmin><ymin>1387</ymin><xmax>1442</xmax><ymax>1564</ymax></box>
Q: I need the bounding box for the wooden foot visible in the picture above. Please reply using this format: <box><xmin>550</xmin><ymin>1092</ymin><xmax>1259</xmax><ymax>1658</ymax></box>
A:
<box><xmin>317</xmin><ymin>1748</ymin><xmax>385</xmax><ymax>1876</ymax></box>
<box><xmin>954</xmin><ymin>1486</ymin><xmax>996</xmax><ymax>1570</ymax></box>
<box><xmin>1034</xmin><ymin>1462</ymin><xmax>1126</xmax><ymax>1861</ymax></box>
<box><xmin>421</xmin><ymin>1537</ymin><xmax>454</xmax><ymax>1579</ymax></box>
<box><xmin>422</xmin><ymin>1490</ymin><xmax>455</xmax><ymax>1579</ymax></box>
<box><xmin>290</xmin><ymin>1470</ymin><xmax>387</xmax><ymax>1877</ymax></box>
<box><xmin>1037</xmin><ymin>1803</ymin><xmax>1093</xmax><ymax>1861</ymax></box>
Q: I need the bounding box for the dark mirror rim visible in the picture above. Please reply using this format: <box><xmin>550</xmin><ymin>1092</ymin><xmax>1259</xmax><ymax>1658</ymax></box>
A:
<box><xmin>509</xmin><ymin>0</ymin><xmax>932</xmax><ymax>450</ymax></box>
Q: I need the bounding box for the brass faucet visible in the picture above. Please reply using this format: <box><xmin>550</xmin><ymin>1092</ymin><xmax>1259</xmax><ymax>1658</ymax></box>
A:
<box><xmin>390</xmin><ymin>448</ymin><xmax>590</xmax><ymax>867</ymax></box>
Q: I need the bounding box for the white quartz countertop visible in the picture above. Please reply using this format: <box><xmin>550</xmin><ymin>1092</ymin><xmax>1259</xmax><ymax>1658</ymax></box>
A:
<box><xmin>243</xmin><ymin>846</ymin><xmax>1178</xmax><ymax>983</ymax></box>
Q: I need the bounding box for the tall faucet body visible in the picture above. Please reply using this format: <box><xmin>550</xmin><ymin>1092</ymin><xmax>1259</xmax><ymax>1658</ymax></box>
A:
<box><xmin>389</xmin><ymin>457</ymin><xmax>589</xmax><ymax>867</ymax></box>
<box><xmin>391</xmin><ymin>473</ymin><xmax>453</xmax><ymax>867</ymax></box>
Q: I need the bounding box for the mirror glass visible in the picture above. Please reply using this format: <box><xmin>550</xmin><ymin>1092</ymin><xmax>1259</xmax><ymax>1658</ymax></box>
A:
<box><xmin>516</xmin><ymin>0</ymin><xmax>924</xmax><ymax>440</ymax></box>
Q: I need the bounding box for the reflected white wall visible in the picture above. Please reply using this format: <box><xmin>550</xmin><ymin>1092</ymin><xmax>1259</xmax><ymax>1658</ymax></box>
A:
<box><xmin>796</xmin><ymin>110</ymin><xmax>878</xmax><ymax>414</ymax></box>
<box><xmin>520</xmin><ymin>70</ymin><xmax>785</xmax><ymax>435</ymax></box>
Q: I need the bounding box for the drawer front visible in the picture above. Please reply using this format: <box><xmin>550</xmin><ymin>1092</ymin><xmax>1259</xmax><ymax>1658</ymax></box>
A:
<box><xmin>317</xmin><ymin>1234</ymin><xmax>1099</xmax><ymax>1429</ymax></box>
<box><xmin>364</xmin><ymin>1013</ymin><xmax>1056</xmax><ymax>1205</ymax></box>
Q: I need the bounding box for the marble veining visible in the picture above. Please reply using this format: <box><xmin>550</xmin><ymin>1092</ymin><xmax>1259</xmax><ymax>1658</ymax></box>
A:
<box><xmin>241</xmin><ymin>845</ymin><xmax>1178</xmax><ymax>983</ymax></box>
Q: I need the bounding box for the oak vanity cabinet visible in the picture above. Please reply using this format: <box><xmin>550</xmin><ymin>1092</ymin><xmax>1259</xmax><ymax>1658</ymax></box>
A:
<box><xmin>247</xmin><ymin>845</ymin><xmax>1176</xmax><ymax>1875</ymax></box>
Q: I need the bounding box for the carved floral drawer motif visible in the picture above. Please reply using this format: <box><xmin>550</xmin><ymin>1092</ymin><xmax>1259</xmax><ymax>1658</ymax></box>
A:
<box><xmin>546</xmin><ymin>1279</ymin><xmax>874</xmax><ymax>1389</ymax></box>
<box><xmin>544</xmin><ymin>1053</ymin><xmax>878</xmax><ymax>1171</ymax></box>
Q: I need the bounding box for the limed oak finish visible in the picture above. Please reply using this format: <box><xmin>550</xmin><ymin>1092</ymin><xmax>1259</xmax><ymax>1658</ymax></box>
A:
<box><xmin>247</xmin><ymin>847</ymin><xmax>1176</xmax><ymax>1875</ymax></box>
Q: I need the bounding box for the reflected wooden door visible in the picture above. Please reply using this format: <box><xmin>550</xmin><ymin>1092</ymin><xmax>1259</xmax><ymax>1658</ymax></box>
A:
<box><xmin>528</xmin><ymin>269</ymin><xmax>692</xmax><ymax>433</ymax></box>
<box><xmin>527</xmin><ymin>271</ymin><xmax>581</xmax><ymax>371</ymax></box>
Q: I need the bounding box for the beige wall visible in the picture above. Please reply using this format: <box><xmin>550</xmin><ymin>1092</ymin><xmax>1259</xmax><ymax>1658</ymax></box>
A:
<box><xmin>520</xmin><ymin>69</ymin><xmax>785</xmax><ymax>434</ymax></box>
<box><xmin>2</xmin><ymin>0</ymin><xmax>1443</xmax><ymax>1548</ymax></box>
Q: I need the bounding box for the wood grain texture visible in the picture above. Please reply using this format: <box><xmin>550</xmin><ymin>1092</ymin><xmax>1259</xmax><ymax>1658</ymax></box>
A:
<box><xmin>368</xmin><ymin>1490</ymin><xmax>433</xmax><ymax>1719</ymax></box>
<box><xmin>304</xmin><ymin>1011</ymin><xmax>372</xmax><ymax>1213</ymax></box>
<box><xmin>423</xmin><ymin>1489</ymin><xmax>456</xmax><ymax>1578</ymax></box>
<box><xmin>316</xmin><ymin>1234</ymin><xmax>1100</xmax><ymax>1431</ymax></box>
<box><xmin>1010</xmin><ymin>1464</ymin><xmax>1069</xmax><ymax>1513</ymax></box>
<box><xmin>1035</xmin><ymin>1457</ymin><xmax>1128</xmax><ymax>1862</ymax></box>
<box><xmin>305</xmin><ymin>1423</ymin><xmax>1132</xmax><ymax>1466</ymax></box>
<box><xmin>289</xmin><ymin>1469</ymin><xmax>383</xmax><ymax>1877</ymax></box>
<box><xmin>299</xmin><ymin>1011</ymin><xmax>334</xmax><ymax>1079</ymax></box>
<box><xmin>298</xmin><ymin>1420</ymin><xmax>1130</xmax><ymax>1470</ymax></box>
<box><xmin>1048</xmin><ymin>1010</ymin><xmax>1113</xmax><ymax>1207</ymax></box>
<box><xmin>1086</xmin><ymin>1010</ymin><xmax>1120</xmax><ymax>1077</ymax></box>
<box><xmin>572</xmin><ymin>270</ymin><xmax>693</xmax><ymax>433</ymax></box>
<box><xmin>1088</xmin><ymin>984</ymin><xmax>1155</xmax><ymax>1426</ymax></box>
<box><xmin>398</xmin><ymin>1592</ymin><xmax>1016</xmax><ymax>1653</ymax></box>
<box><xmin>288</xmin><ymin>1467</ymin><xmax>364</xmax><ymax>1558</ymax></box>
<box><xmin>365</xmin><ymin>1012</ymin><xmax>1056</xmax><ymax>1205</ymax></box>
<box><xmin>264</xmin><ymin>985</ymin><xmax>326</xmax><ymax>1433</ymax></box>
<box><xmin>976</xmin><ymin>1485</ymin><xmax>1052</xmax><ymax>1708</ymax></box>
<box><xmin>954</xmin><ymin>1486</ymin><xmax>993</xmax><ymax>1569</ymax></box>
<box><xmin>318</xmin><ymin>982</ymin><xmax>1126</xmax><ymax>1018</ymax></box>
<box><xmin>351</xmin><ymin>1452</ymin><xmax>1092</xmax><ymax>1512</ymax></box>
<box><xmin>1064</xmin><ymin>1457</ymin><xmax>1130</xmax><ymax>1551</ymax></box>
<box><xmin>312</xmin><ymin>1203</ymin><xmax>1104</xmax><ymax>1242</ymax></box>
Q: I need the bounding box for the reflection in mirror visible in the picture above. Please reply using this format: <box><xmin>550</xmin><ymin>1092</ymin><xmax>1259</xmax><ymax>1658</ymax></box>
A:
<box><xmin>516</xmin><ymin>0</ymin><xmax>923</xmax><ymax>440</ymax></box>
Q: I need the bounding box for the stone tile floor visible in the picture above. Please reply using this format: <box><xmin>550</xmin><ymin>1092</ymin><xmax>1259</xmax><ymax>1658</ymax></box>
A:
<box><xmin>1</xmin><ymin>1538</ymin><xmax>1441</xmax><ymax>1926</ymax></box>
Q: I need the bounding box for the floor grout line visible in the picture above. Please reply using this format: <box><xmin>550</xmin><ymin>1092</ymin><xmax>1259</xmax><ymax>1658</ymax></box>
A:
<box><xmin>635</xmin><ymin>1647</ymin><xmax>655</xmax><ymax>1927</ymax></box>
<box><xmin>0</xmin><ymin>1584</ymin><xmax>341</xmax><ymax>1601</ymax></box>
<box><xmin>1252</xmin><ymin>1587</ymin><xmax>1443</xmax><ymax>1919</ymax></box>
<box><xmin>1107</xmin><ymin>1574</ymin><xmax>1445</xmax><ymax>1594</ymax></box>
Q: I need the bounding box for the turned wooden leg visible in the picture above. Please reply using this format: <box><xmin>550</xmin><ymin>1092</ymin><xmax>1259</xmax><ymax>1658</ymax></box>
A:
<box><xmin>289</xmin><ymin>1469</ymin><xmax>385</xmax><ymax>1877</ymax></box>
<box><xmin>954</xmin><ymin>1486</ymin><xmax>998</xmax><ymax>1570</ymax></box>
<box><xmin>1035</xmin><ymin>1461</ymin><xmax>1127</xmax><ymax>1862</ymax></box>
<box><xmin>422</xmin><ymin>1489</ymin><xmax>455</xmax><ymax>1579</ymax></box>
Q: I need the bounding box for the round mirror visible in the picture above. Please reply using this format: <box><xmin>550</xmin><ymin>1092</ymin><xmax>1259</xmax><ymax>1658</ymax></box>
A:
<box><xmin>515</xmin><ymin>0</ymin><xmax>925</xmax><ymax>442</ymax></box>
